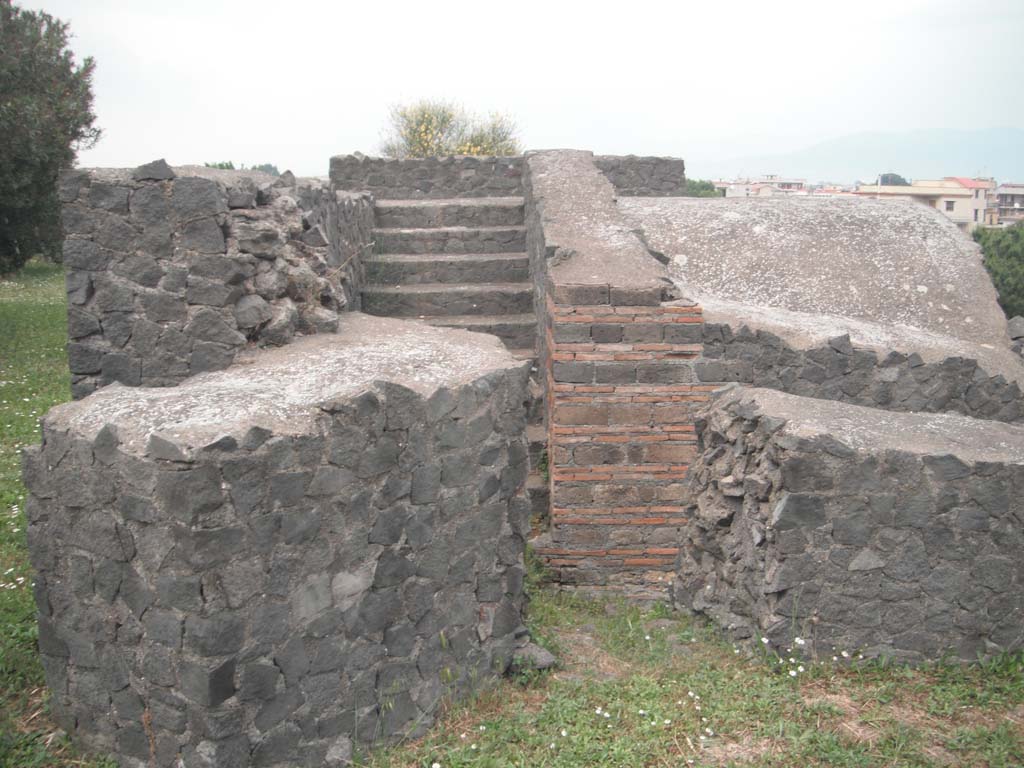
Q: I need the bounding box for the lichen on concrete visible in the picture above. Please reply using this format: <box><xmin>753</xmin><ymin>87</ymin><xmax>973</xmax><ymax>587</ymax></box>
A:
<box><xmin>46</xmin><ymin>313</ymin><xmax>527</xmax><ymax>455</ymax></box>
<box><xmin>620</xmin><ymin>195</ymin><xmax>1009</xmax><ymax>347</ymax></box>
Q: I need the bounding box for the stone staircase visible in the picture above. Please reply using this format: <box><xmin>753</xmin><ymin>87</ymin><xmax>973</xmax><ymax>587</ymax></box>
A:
<box><xmin>363</xmin><ymin>197</ymin><xmax>549</xmax><ymax>524</ymax></box>
<box><xmin>363</xmin><ymin>198</ymin><xmax>536</xmax><ymax>357</ymax></box>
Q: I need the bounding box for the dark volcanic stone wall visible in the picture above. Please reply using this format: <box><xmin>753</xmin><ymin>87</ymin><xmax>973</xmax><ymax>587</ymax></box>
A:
<box><xmin>675</xmin><ymin>387</ymin><xmax>1024</xmax><ymax>663</ymax></box>
<box><xmin>594</xmin><ymin>155</ymin><xmax>687</xmax><ymax>196</ymax></box>
<box><xmin>60</xmin><ymin>162</ymin><xmax>373</xmax><ymax>399</ymax></box>
<box><xmin>22</xmin><ymin>322</ymin><xmax>532</xmax><ymax>767</ymax></box>
<box><xmin>699</xmin><ymin>324</ymin><xmax>1024</xmax><ymax>424</ymax></box>
<box><xmin>329</xmin><ymin>155</ymin><xmax>523</xmax><ymax>199</ymax></box>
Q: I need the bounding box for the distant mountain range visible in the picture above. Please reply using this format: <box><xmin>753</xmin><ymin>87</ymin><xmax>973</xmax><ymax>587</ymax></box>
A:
<box><xmin>691</xmin><ymin>128</ymin><xmax>1024</xmax><ymax>185</ymax></box>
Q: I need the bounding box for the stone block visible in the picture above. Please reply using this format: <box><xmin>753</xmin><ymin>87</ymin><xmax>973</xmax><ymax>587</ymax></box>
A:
<box><xmin>133</xmin><ymin>158</ymin><xmax>176</xmax><ymax>181</ymax></box>
<box><xmin>677</xmin><ymin>386</ymin><xmax>1024</xmax><ymax>662</ymax></box>
<box><xmin>24</xmin><ymin>315</ymin><xmax>529</xmax><ymax>763</ymax></box>
<box><xmin>172</xmin><ymin>177</ymin><xmax>227</xmax><ymax>219</ymax></box>
<box><xmin>60</xmin><ymin>168</ymin><xmax>374</xmax><ymax>397</ymax></box>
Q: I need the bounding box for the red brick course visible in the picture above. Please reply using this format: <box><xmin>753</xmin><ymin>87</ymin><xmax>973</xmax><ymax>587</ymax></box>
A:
<box><xmin>539</xmin><ymin>293</ymin><xmax>705</xmax><ymax>598</ymax></box>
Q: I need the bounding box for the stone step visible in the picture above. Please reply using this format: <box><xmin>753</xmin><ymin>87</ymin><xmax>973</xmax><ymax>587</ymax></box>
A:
<box><xmin>365</xmin><ymin>253</ymin><xmax>530</xmax><ymax>286</ymax></box>
<box><xmin>362</xmin><ymin>283</ymin><xmax>533</xmax><ymax>318</ymax></box>
<box><xmin>374</xmin><ymin>197</ymin><xmax>525</xmax><ymax>229</ymax></box>
<box><xmin>421</xmin><ymin>313</ymin><xmax>537</xmax><ymax>349</ymax></box>
<box><xmin>375</xmin><ymin>225</ymin><xmax>526</xmax><ymax>255</ymax></box>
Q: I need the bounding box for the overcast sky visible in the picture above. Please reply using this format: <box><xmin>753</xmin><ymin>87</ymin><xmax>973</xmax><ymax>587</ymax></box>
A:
<box><xmin>33</xmin><ymin>0</ymin><xmax>1024</xmax><ymax>179</ymax></box>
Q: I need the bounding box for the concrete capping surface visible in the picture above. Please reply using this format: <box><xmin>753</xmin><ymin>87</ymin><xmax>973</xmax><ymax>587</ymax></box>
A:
<box><xmin>524</xmin><ymin>149</ymin><xmax>676</xmax><ymax>302</ymax></box>
<box><xmin>620</xmin><ymin>195</ymin><xmax>1009</xmax><ymax>349</ymax></box>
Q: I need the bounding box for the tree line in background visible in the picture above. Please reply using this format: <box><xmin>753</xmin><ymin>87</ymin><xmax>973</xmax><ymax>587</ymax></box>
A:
<box><xmin>976</xmin><ymin>224</ymin><xmax>1024</xmax><ymax>319</ymax></box>
<box><xmin>880</xmin><ymin>172</ymin><xmax>910</xmax><ymax>186</ymax></box>
<box><xmin>681</xmin><ymin>179</ymin><xmax>722</xmax><ymax>197</ymax></box>
<box><xmin>0</xmin><ymin>0</ymin><xmax>99</xmax><ymax>275</ymax></box>
<box><xmin>204</xmin><ymin>161</ymin><xmax>280</xmax><ymax>176</ymax></box>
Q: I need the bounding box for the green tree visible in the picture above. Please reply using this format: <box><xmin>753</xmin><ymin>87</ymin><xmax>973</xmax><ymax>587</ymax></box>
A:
<box><xmin>682</xmin><ymin>179</ymin><xmax>723</xmax><ymax>197</ymax></box>
<box><xmin>251</xmin><ymin>163</ymin><xmax>280</xmax><ymax>177</ymax></box>
<box><xmin>380</xmin><ymin>100</ymin><xmax>521</xmax><ymax>159</ymax></box>
<box><xmin>975</xmin><ymin>223</ymin><xmax>1024</xmax><ymax>318</ymax></box>
<box><xmin>0</xmin><ymin>0</ymin><xmax>99</xmax><ymax>274</ymax></box>
<box><xmin>880</xmin><ymin>172</ymin><xmax>909</xmax><ymax>186</ymax></box>
<box><xmin>204</xmin><ymin>161</ymin><xmax>235</xmax><ymax>170</ymax></box>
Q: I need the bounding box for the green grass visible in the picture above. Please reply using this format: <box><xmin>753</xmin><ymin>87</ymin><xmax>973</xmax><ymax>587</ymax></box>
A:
<box><xmin>1</xmin><ymin>261</ymin><xmax>1023</xmax><ymax>768</ymax></box>
<box><xmin>0</xmin><ymin>261</ymin><xmax>115</xmax><ymax>767</ymax></box>
<box><xmin>359</xmin><ymin>591</ymin><xmax>1024</xmax><ymax>767</ymax></box>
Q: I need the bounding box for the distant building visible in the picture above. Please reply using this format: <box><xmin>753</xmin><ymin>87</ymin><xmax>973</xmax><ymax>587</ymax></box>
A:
<box><xmin>714</xmin><ymin>175</ymin><xmax>808</xmax><ymax>198</ymax></box>
<box><xmin>757</xmin><ymin>174</ymin><xmax>806</xmax><ymax>192</ymax></box>
<box><xmin>809</xmin><ymin>185</ymin><xmax>858</xmax><ymax>197</ymax></box>
<box><xmin>855</xmin><ymin>177</ymin><xmax>997</xmax><ymax>232</ymax></box>
<box><xmin>947</xmin><ymin>177</ymin><xmax>999</xmax><ymax>229</ymax></box>
<box><xmin>996</xmin><ymin>184</ymin><xmax>1024</xmax><ymax>225</ymax></box>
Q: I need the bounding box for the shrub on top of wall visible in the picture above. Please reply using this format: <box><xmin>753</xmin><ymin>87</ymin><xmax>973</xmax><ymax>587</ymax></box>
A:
<box><xmin>380</xmin><ymin>100</ymin><xmax>521</xmax><ymax>159</ymax></box>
